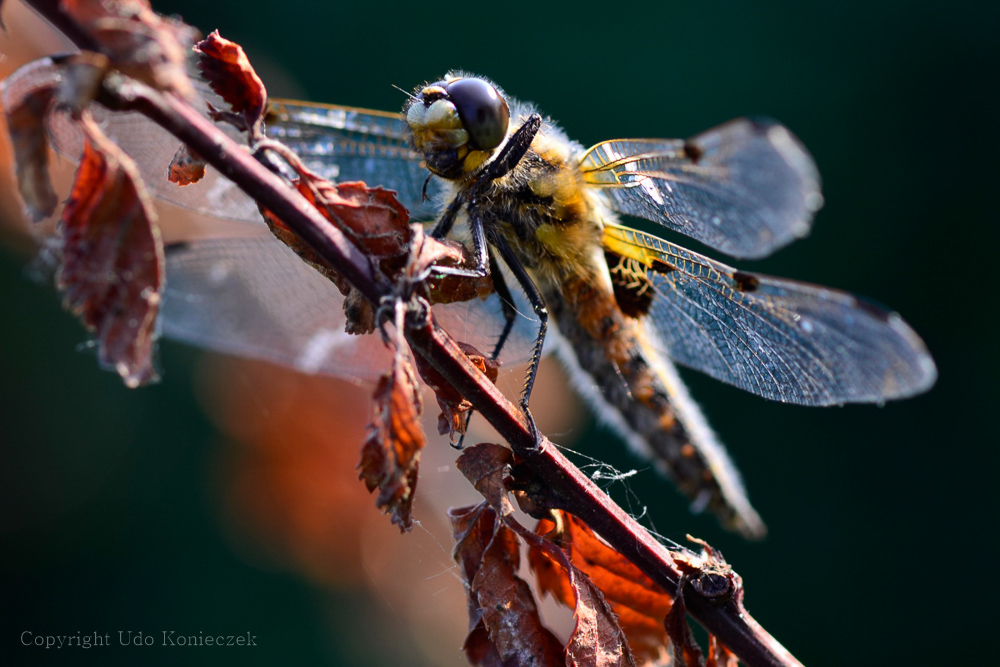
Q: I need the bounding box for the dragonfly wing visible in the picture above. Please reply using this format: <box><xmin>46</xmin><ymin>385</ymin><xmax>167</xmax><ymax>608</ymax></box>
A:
<box><xmin>581</xmin><ymin>119</ymin><xmax>822</xmax><ymax>259</ymax></box>
<box><xmin>163</xmin><ymin>235</ymin><xmax>390</xmax><ymax>381</ymax></box>
<box><xmin>28</xmin><ymin>57</ymin><xmax>440</xmax><ymax>223</ymax></box>
<box><xmin>603</xmin><ymin>226</ymin><xmax>937</xmax><ymax>405</ymax></box>
<box><xmin>266</xmin><ymin>100</ymin><xmax>443</xmax><ymax>221</ymax></box>
<box><xmin>162</xmin><ymin>236</ymin><xmax>537</xmax><ymax>382</ymax></box>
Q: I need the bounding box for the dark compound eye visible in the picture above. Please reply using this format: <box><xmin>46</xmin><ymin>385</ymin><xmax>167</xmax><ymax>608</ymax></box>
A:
<box><xmin>446</xmin><ymin>78</ymin><xmax>510</xmax><ymax>151</ymax></box>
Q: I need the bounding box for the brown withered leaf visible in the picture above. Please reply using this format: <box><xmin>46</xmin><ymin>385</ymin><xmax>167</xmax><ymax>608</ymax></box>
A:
<box><xmin>707</xmin><ymin>635</ymin><xmax>738</xmax><ymax>667</ymax></box>
<box><xmin>450</xmin><ymin>503</ymin><xmax>563</xmax><ymax>667</ymax></box>
<box><xmin>194</xmin><ymin>30</ymin><xmax>267</xmax><ymax>135</ymax></box>
<box><xmin>167</xmin><ymin>143</ymin><xmax>207</xmax><ymax>185</ymax></box>
<box><xmin>455</xmin><ymin>443</ymin><xmax>514</xmax><ymax>516</ymax></box>
<box><xmin>529</xmin><ymin>512</ymin><xmax>674</xmax><ymax>665</ymax></box>
<box><xmin>57</xmin><ymin>113</ymin><xmax>164</xmax><ymax>388</ymax></box>
<box><xmin>63</xmin><ymin>0</ymin><xmax>197</xmax><ymax>99</ymax></box>
<box><xmin>260</xmin><ymin>173</ymin><xmax>412</xmax><ymax>335</ymax></box>
<box><xmin>514</xmin><ymin>518</ymin><xmax>636</xmax><ymax>667</ymax></box>
<box><xmin>664</xmin><ymin>586</ymin><xmax>703</xmax><ymax>667</ymax></box>
<box><xmin>357</xmin><ymin>354</ymin><xmax>425</xmax><ymax>531</ymax></box>
<box><xmin>415</xmin><ymin>341</ymin><xmax>499</xmax><ymax>437</ymax></box>
<box><xmin>5</xmin><ymin>84</ymin><xmax>57</xmax><ymax>220</ymax></box>
<box><xmin>450</xmin><ymin>504</ymin><xmax>506</xmax><ymax>667</ymax></box>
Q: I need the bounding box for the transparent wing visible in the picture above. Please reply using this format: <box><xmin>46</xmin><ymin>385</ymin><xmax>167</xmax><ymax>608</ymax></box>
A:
<box><xmin>581</xmin><ymin>118</ymin><xmax>823</xmax><ymax>260</ymax></box>
<box><xmin>603</xmin><ymin>225</ymin><xmax>937</xmax><ymax>405</ymax></box>
<box><xmin>162</xmin><ymin>236</ymin><xmax>538</xmax><ymax>382</ymax></box>
<box><xmin>38</xmin><ymin>70</ymin><xmax>440</xmax><ymax>222</ymax></box>
<box><xmin>266</xmin><ymin>100</ymin><xmax>442</xmax><ymax>221</ymax></box>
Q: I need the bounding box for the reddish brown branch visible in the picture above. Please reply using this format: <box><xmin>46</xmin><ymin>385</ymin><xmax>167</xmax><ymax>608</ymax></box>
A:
<box><xmin>20</xmin><ymin>2</ymin><xmax>803</xmax><ymax>665</ymax></box>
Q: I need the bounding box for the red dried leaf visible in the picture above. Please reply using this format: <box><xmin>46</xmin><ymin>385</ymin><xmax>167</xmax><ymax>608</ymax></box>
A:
<box><xmin>529</xmin><ymin>512</ymin><xmax>674</xmax><ymax>665</ymax></box>
<box><xmin>456</xmin><ymin>443</ymin><xmax>515</xmax><ymax>515</ymax></box>
<box><xmin>516</xmin><ymin>520</ymin><xmax>636</xmax><ymax>667</ymax></box>
<box><xmin>450</xmin><ymin>503</ymin><xmax>563</xmax><ymax>667</ymax></box>
<box><xmin>56</xmin><ymin>113</ymin><xmax>164</xmax><ymax>387</ymax></box>
<box><xmin>167</xmin><ymin>143</ymin><xmax>207</xmax><ymax>185</ymax></box>
<box><xmin>62</xmin><ymin>0</ymin><xmax>197</xmax><ymax>99</ymax></box>
<box><xmin>664</xmin><ymin>588</ymin><xmax>703</xmax><ymax>667</ymax></box>
<box><xmin>416</xmin><ymin>341</ymin><xmax>499</xmax><ymax>437</ymax></box>
<box><xmin>450</xmin><ymin>504</ymin><xmax>507</xmax><ymax>667</ymax></box>
<box><xmin>4</xmin><ymin>83</ymin><xmax>57</xmax><ymax>220</ymax></box>
<box><xmin>194</xmin><ymin>30</ymin><xmax>267</xmax><ymax>135</ymax></box>
<box><xmin>706</xmin><ymin>635</ymin><xmax>738</xmax><ymax>667</ymax></box>
<box><xmin>357</xmin><ymin>356</ymin><xmax>425</xmax><ymax>531</ymax></box>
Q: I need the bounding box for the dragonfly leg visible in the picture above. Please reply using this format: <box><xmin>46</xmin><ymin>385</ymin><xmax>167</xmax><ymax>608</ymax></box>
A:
<box><xmin>427</xmin><ymin>212</ymin><xmax>490</xmax><ymax>280</ymax></box>
<box><xmin>451</xmin><ymin>250</ymin><xmax>518</xmax><ymax>450</ymax></box>
<box><xmin>486</xmin><ymin>249</ymin><xmax>519</xmax><ymax>362</ymax></box>
<box><xmin>493</xmin><ymin>236</ymin><xmax>547</xmax><ymax>448</ymax></box>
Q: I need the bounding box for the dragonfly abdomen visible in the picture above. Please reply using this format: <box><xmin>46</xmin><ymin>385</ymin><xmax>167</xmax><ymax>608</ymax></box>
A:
<box><xmin>546</xmin><ymin>271</ymin><xmax>767</xmax><ymax>539</ymax></box>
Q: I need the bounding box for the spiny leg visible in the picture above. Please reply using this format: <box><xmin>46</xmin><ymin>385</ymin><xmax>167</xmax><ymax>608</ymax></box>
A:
<box><xmin>493</xmin><ymin>235</ymin><xmax>548</xmax><ymax>448</ymax></box>
<box><xmin>452</xmin><ymin>251</ymin><xmax>519</xmax><ymax>449</ymax></box>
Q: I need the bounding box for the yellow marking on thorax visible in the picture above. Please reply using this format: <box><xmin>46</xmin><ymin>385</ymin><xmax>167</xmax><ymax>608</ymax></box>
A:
<box><xmin>601</xmin><ymin>223</ymin><xmax>662</xmax><ymax>268</ymax></box>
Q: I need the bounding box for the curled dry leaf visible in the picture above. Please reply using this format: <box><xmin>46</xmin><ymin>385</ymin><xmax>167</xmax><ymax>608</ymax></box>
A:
<box><xmin>357</xmin><ymin>354</ymin><xmax>426</xmax><ymax>531</ymax></box>
<box><xmin>63</xmin><ymin>0</ymin><xmax>197</xmax><ymax>99</ymax></box>
<box><xmin>58</xmin><ymin>113</ymin><xmax>165</xmax><ymax>388</ymax></box>
<box><xmin>663</xmin><ymin>588</ymin><xmax>703</xmax><ymax>667</ymax></box>
<box><xmin>455</xmin><ymin>443</ymin><xmax>515</xmax><ymax>516</ymax></box>
<box><xmin>529</xmin><ymin>511</ymin><xmax>674</xmax><ymax>665</ymax></box>
<box><xmin>516</xmin><ymin>523</ymin><xmax>637</xmax><ymax>667</ymax></box>
<box><xmin>260</xmin><ymin>171</ymin><xmax>414</xmax><ymax>334</ymax></box>
<box><xmin>450</xmin><ymin>503</ymin><xmax>563</xmax><ymax>667</ymax></box>
<box><xmin>167</xmin><ymin>143</ymin><xmax>207</xmax><ymax>185</ymax></box>
<box><xmin>416</xmin><ymin>341</ymin><xmax>499</xmax><ymax>437</ymax></box>
<box><xmin>4</xmin><ymin>82</ymin><xmax>57</xmax><ymax>220</ymax></box>
<box><xmin>194</xmin><ymin>30</ymin><xmax>267</xmax><ymax>136</ymax></box>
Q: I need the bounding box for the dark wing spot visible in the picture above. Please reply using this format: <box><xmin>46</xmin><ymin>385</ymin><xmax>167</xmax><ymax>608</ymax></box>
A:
<box><xmin>683</xmin><ymin>140</ymin><xmax>704</xmax><ymax>163</ymax></box>
<box><xmin>606</xmin><ymin>251</ymin><xmax>655</xmax><ymax>318</ymax></box>
<box><xmin>733</xmin><ymin>271</ymin><xmax>760</xmax><ymax>292</ymax></box>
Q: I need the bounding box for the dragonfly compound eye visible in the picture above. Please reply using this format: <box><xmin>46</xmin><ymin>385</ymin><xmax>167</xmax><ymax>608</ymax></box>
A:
<box><xmin>446</xmin><ymin>78</ymin><xmax>510</xmax><ymax>151</ymax></box>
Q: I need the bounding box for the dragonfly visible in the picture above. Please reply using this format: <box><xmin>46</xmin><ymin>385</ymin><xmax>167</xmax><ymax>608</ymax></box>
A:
<box><xmin>12</xmin><ymin>63</ymin><xmax>937</xmax><ymax>539</ymax></box>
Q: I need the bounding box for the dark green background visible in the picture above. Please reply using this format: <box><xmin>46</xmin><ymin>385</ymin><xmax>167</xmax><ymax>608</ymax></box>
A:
<box><xmin>2</xmin><ymin>0</ymin><xmax>998</xmax><ymax>665</ymax></box>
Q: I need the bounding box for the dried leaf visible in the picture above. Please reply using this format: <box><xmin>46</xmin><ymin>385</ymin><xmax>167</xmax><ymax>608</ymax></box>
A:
<box><xmin>63</xmin><ymin>0</ymin><xmax>197</xmax><ymax>99</ymax></box>
<box><xmin>194</xmin><ymin>30</ymin><xmax>267</xmax><ymax>135</ymax></box>
<box><xmin>4</xmin><ymin>83</ymin><xmax>57</xmax><ymax>220</ymax></box>
<box><xmin>167</xmin><ymin>143</ymin><xmax>207</xmax><ymax>185</ymax></box>
<box><xmin>517</xmin><ymin>519</ymin><xmax>636</xmax><ymax>667</ymax></box>
<box><xmin>57</xmin><ymin>113</ymin><xmax>164</xmax><ymax>387</ymax></box>
<box><xmin>450</xmin><ymin>503</ymin><xmax>564</xmax><ymax>667</ymax></box>
<box><xmin>357</xmin><ymin>355</ymin><xmax>425</xmax><ymax>531</ymax></box>
<box><xmin>664</xmin><ymin>587</ymin><xmax>703</xmax><ymax>667</ymax></box>
<box><xmin>456</xmin><ymin>443</ymin><xmax>514</xmax><ymax>516</ymax></box>
<box><xmin>415</xmin><ymin>341</ymin><xmax>499</xmax><ymax>437</ymax></box>
<box><xmin>529</xmin><ymin>512</ymin><xmax>674</xmax><ymax>665</ymax></box>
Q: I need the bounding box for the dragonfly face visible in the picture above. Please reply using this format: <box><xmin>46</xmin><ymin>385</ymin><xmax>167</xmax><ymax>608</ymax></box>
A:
<box><xmin>24</xmin><ymin>65</ymin><xmax>937</xmax><ymax>538</ymax></box>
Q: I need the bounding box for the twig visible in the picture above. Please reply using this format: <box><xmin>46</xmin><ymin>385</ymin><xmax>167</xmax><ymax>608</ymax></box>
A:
<box><xmin>20</xmin><ymin>1</ymin><xmax>803</xmax><ymax>665</ymax></box>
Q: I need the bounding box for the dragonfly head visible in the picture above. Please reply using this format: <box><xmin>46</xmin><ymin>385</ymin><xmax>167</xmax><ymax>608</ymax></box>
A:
<box><xmin>405</xmin><ymin>75</ymin><xmax>510</xmax><ymax>179</ymax></box>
